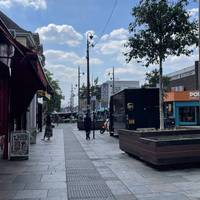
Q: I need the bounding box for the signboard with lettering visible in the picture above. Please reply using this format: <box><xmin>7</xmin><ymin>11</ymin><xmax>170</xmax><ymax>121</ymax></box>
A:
<box><xmin>165</xmin><ymin>91</ymin><xmax>200</xmax><ymax>102</ymax></box>
<box><xmin>189</xmin><ymin>91</ymin><xmax>200</xmax><ymax>97</ymax></box>
<box><xmin>9</xmin><ymin>131</ymin><xmax>29</xmax><ymax>159</ymax></box>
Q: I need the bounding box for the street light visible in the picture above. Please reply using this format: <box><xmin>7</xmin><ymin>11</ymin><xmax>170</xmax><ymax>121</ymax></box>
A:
<box><xmin>86</xmin><ymin>32</ymin><xmax>94</xmax><ymax>114</ymax></box>
<box><xmin>77</xmin><ymin>66</ymin><xmax>85</xmax><ymax>113</ymax></box>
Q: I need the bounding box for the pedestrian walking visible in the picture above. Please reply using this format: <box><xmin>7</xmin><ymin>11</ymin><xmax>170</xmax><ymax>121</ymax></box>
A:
<box><xmin>84</xmin><ymin>113</ymin><xmax>91</xmax><ymax>140</ymax></box>
<box><xmin>43</xmin><ymin>114</ymin><xmax>53</xmax><ymax>140</ymax></box>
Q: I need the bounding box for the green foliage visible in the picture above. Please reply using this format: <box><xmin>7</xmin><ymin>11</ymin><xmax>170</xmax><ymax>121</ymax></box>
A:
<box><xmin>143</xmin><ymin>69</ymin><xmax>170</xmax><ymax>89</ymax></box>
<box><xmin>80</xmin><ymin>83</ymin><xmax>87</xmax><ymax>99</ymax></box>
<box><xmin>44</xmin><ymin>68</ymin><xmax>63</xmax><ymax>112</ymax></box>
<box><xmin>125</xmin><ymin>0</ymin><xmax>198</xmax><ymax>66</ymax></box>
<box><xmin>80</xmin><ymin>77</ymin><xmax>101</xmax><ymax>101</ymax></box>
<box><xmin>91</xmin><ymin>77</ymin><xmax>101</xmax><ymax>101</ymax></box>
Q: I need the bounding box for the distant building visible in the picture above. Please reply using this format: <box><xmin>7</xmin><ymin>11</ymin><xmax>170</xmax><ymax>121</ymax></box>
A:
<box><xmin>101</xmin><ymin>80</ymin><xmax>140</xmax><ymax>108</ymax></box>
<box><xmin>166</xmin><ymin>62</ymin><xmax>199</xmax><ymax>92</ymax></box>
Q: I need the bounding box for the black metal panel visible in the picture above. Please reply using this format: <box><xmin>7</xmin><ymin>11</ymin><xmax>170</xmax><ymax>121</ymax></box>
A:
<box><xmin>110</xmin><ymin>88</ymin><xmax>160</xmax><ymax>134</ymax></box>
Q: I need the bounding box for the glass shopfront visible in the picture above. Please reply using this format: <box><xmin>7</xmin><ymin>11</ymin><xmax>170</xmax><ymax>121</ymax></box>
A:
<box><xmin>175</xmin><ymin>102</ymin><xmax>199</xmax><ymax>126</ymax></box>
<box><xmin>164</xmin><ymin>91</ymin><xmax>200</xmax><ymax>127</ymax></box>
<box><xmin>179</xmin><ymin>107</ymin><xmax>196</xmax><ymax>123</ymax></box>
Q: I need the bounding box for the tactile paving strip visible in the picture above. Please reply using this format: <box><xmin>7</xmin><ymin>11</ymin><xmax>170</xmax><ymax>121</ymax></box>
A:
<box><xmin>67</xmin><ymin>174</ymin><xmax>101</xmax><ymax>182</ymax></box>
<box><xmin>66</xmin><ymin>160</ymin><xmax>95</xmax><ymax>169</ymax></box>
<box><xmin>64</xmin><ymin>127</ymin><xmax>116</xmax><ymax>200</ymax></box>
<box><xmin>68</xmin><ymin>184</ymin><xmax>115</xmax><ymax>199</ymax></box>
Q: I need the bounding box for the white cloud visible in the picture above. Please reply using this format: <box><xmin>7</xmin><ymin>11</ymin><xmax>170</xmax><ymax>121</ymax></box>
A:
<box><xmin>44</xmin><ymin>49</ymin><xmax>103</xmax><ymax>106</ymax></box>
<box><xmin>46</xmin><ymin>63</ymin><xmax>77</xmax><ymax>82</ymax></box>
<box><xmin>105</xmin><ymin>63</ymin><xmax>145</xmax><ymax>85</ymax></box>
<box><xmin>76</xmin><ymin>57</ymin><xmax>103</xmax><ymax>65</ymax></box>
<box><xmin>36</xmin><ymin>24</ymin><xmax>83</xmax><ymax>47</ymax></box>
<box><xmin>188</xmin><ymin>8</ymin><xmax>198</xmax><ymax>18</ymax></box>
<box><xmin>44</xmin><ymin>49</ymin><xmax>103</xmax><ymax>66</ymax></box>
<box><xmin>0</xmin><ymin>0</ymin><xmax>12</xmax><ymax>8</ymax></box>
<box><xmin>45</xmin><ymin>63</ymin><xmax>78</xmax><ymax>106</ymax></box>
<box><xmin>0</xmin><ymin>0</ymin><xmax>47</xmax><ymax>9</ymax></box>
<box><xmin>97</xmin><ymin>40</ymin><xmax>126</xmax><ymax>55</ymax></box>
<box><xmin>101</xmin><ymin>28</ymin><xmax>129</xmax><ymax>41</ymax></box>
<box><xmin>44</xmin><ymin>50</ymin><xmax>80</xmax><ymax>64</ymax></box>
<box><xmin>163</xmin><ymin>48</ymin><xmax>198</xmax><ymax>74</ymax></box>
<box><xmin>96</xmin><ymin>28</ymin><xmax>128</xmax><ymax>55</ymax></box>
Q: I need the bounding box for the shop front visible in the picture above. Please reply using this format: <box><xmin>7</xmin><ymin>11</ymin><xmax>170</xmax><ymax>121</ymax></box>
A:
<box><xmin>0</xmin><ymin>19</ymin><xmax>49</xmax><ymax>159</ymax></box>
<box><xmin>164</xmin><ymin>91</ymin><xmax>200</xmax><ymax>126</ymax></box>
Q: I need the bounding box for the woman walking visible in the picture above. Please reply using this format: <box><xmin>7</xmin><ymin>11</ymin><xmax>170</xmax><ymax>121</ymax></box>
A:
<box><xmin>43</xmin><ymin>114</ymin><xmax>53</xmax><ymax>140</ymax></box>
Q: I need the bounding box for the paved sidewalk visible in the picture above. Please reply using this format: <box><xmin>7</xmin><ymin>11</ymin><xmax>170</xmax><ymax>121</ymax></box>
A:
<box><xmin>0</xmin><ymin>127</ymin><xmax>67</xmax><ymax>200</ymax></box>
<box><xmin>63</xmin><ymin>125</ymin><xmax>133</xmax><ymax>200</ymax></box>
<box><xmin>2</xmin><ymin>124</ymin><xmax>200</xmax><ymax>199</ymax></box>
<box><xmin>72</xmin><ymin>124</ymin><xmax>200</xmax><ymax>200</ymax></box>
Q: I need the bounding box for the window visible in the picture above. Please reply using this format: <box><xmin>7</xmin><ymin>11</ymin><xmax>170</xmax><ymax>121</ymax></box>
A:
<box><xmin>179</xmin><ymin>107</ymin><xmax>196</xmax><ymax>123</ymax></box>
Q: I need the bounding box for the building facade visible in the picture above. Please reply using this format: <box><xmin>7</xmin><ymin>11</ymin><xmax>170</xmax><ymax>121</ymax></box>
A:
<box><xmin>165</xmin><ymin>61</ymin><xmax>200</xmax><ymax>126</ymax></box>
<box><xmin>0</xmin><ymin>11</ymin><xmax>46</xmax><ymax>143</ymax></box>
<box><xmin>167</xmin><ymin>61</ymin><xmax>199</xmax><ymax>92</ymax></box>
<box><xmin>0</xmin><ymin>12</ymin><xmax>49</xmax><ymax>159</ymax></box>
<box><xmin>101</xmin><ymin>80</ymin><xmax>140</xmax><ymax>109</ymax></box>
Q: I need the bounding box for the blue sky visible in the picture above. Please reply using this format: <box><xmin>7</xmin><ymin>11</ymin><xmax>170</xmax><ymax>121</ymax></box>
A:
<box><xmin>0</xmin><ymin>0</ymin><xmax>198</xmax><ymax>106</ymax></box>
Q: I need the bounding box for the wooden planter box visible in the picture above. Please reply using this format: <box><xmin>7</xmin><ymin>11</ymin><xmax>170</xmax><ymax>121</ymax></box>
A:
<box><xmin>118</xmin><ymin>129</ymin><xmax>200</xmax><ymax>166</ymax></box>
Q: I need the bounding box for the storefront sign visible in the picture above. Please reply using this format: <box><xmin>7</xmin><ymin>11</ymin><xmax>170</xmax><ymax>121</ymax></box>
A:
<box><xmin>9</xmin><ymin>131</ymin><xmax>29</xmax><ymax>159</ymax></box>
<box><xmin>165</xmin><ymin>91</ymin><xmax>200</xmax><ymax>102</ymax></box>
<box><xmin>189</xmin><ymin>92</ymin><xmax>200</xmax><ymax>97</ymax></box>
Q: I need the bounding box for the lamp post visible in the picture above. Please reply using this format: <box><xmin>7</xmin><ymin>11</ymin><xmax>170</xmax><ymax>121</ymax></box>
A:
<box><xmin>77</xmin><ymin>66</ymin><xmax>84</xmax><ymax>113</ymax></box>
<box><xmin>108</xmin><ymin>67</ymin><xmax>115</xmax><ymax>94</ymax></box>
<box><xmin>86</xmin><ymin>32</ymin><xmax>94</xmax><ymax>114</ymax></box>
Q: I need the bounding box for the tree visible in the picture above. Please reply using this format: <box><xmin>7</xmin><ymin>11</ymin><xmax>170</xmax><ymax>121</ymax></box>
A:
<box><xmin>80</xmin><ymin>77</ymin><xmax>101</xmax><ymax>101</ymax></box>
<box><xmin>124</xmin><ymin>0</ymin><xmax>198</xmax><ymax>129</ymax></box>
<box><xmin>143</xmin><ymin>69</ymin><xmax>170</xmax><ymax>90</ymax></box>
<box><xmin>90</xmin><ymin>77</ymin><xmax>101</xmax><ymax>101</ymax></box>
<box><xmin>44</xmin><ymin>68</ymin><xmax>63</xmax><ymax>112</ymax></box>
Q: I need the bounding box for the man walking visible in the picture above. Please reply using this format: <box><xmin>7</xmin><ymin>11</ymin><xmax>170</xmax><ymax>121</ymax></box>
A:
<box><xmin>84</xmin><ymin>113</ymin><xmax>91</xmax><ymax>140</ymax></box>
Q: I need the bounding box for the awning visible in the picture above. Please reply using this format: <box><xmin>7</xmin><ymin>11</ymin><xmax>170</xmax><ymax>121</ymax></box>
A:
<box><xmin>0</xmin><ymin>19</ymin><xmax>49</xmax><ymax>116</ymax></box>
<box><xmin>10</xmin><ymin>50</ymin><xmax>49</xmax><ymax>116</ymax></box>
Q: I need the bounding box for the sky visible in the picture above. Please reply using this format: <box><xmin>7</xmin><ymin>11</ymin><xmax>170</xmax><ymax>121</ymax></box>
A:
<box><xmin>0</xmin><ymin>0</ymin><xmax>199</xmax><ymax>107</ymax></box>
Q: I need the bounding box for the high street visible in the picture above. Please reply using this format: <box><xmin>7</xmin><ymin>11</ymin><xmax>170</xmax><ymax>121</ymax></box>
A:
<box><xmin>1</xmin><ymin>124</ymin><xmax>200</xmax><ymax>199</ymax></box>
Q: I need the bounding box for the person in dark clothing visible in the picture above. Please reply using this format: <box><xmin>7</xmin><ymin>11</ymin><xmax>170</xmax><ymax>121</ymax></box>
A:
<box><xmin>43</xmin><ymin>114</ymin><xmax>53</xmax><ymax>140</ymax></box>
<box><xmin>84</xmin><ymin>113</ymin><xmax>91</xmax><ymax>140</ymax></box>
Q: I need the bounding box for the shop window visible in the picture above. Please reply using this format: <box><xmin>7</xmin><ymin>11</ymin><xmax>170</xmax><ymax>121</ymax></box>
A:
<box><xmin>179</xmin><ymin>107</ymin><xmax>196</xmax><ymax>123</ymax></box>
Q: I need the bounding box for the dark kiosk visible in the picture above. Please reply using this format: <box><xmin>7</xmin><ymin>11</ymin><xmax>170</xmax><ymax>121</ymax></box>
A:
<box><xmin>109</xmin><ymin>88</ymin><xmax>160</xmax><ymax>136</ymax></box>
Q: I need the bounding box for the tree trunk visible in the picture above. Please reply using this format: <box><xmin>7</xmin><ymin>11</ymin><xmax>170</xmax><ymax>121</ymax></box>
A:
<box><xmin>159</xmin><ymin>58</ymin><xmax>164</xmax><ymax>130</ymax></box>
